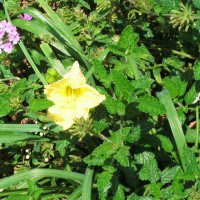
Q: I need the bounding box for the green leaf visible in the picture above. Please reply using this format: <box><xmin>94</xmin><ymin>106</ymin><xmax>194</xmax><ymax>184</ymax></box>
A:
<box><xmin>111</xmin><ymin>127</ymin><xmax>131</xmax><ymax>146</ymax></box>
<box><xmin>93</xmin><ymin>119</ymin><xmax>109</xmax><ymax>134</ymax></box>
<box><xmin>194</xmin><ymin>61</ymin><xmax>200</xmax><ymax>80</ymax></box>
<box><xmin>109</xmin><ymin>45</ymin><xmax>125</xmax><ymax>56</ymax></box>
<box><xmin>0</xmin><ymin>96</ymin><xmax>12</xmax><ymax>117</ymax></box>
<box><xmin>93</xmin><ymin>59</ymin><xmax>110</xmax><ymax>88</ymax></box>
<box><xmin>0</xmin><ymin>131</ymin><xmax>49</xmax><ymax>143</ymax></box>
<box><xmin>163</xmin><ymin>56</ymin><xmax>184</xmax><ymax>71</ymax></box>
<box><xmin>118</xmin><ymin>25</ymin><xmax>139</xmax><ymax>49</ymax></box>
<box><xmin>163</xmin><ymin>76</ymin><xmax>187</xmax><ymax>98</ymax></box>
<box><xmin>84</xmin><ymin>142</ymin><xmax>116</xmax><ymax>166</ymax></box>
<box><xmin>137</xmin><ymin>94</ymin><xmax>166</xmax><ymax>115</ymax></box>
<box><xmin>134</xmin><ymin>151</ymin><xmax>155</xmax><ymax>165</ymax></box>
<box><xmin>193</xmin><ymin>0</ymin><xmax>200</xmax><ymax>9</ymax></box>
<box><xmin>113</xmin><ymin>184</ymin><xmax>125</xmax><ymax>200</ymax></box>
<box><xmin>126</xmin><ymin>126</ymin><xmax>141</xmax><ymax>143</ymax></box>
<box><xmin>150</xmin><ymin>182</ymin><xmax>162</xmax><ymax>199</ymax></box>
<box><xmin>184</xmin><ymin>84</ymin><xmax>199</xmax><ymax>105</ymax></box>
<box><xmin>157</xmin><ymin>135</ymin><xmax>173</xmax><ymax>153</ymax></box>
<box><xmin>185</xmin><ymin>128</ymin><xmax>200</xmax><ymax>143</ymax></box>
<box><xmin>28</xmin><ymin>180</ymin><xmax>43</xmax><ymax>200</ymax></box>
<box><xmin>29</xmin><ymin>98</ymin><xmax>54</xmax><ymax>112</ymax></box>
<box><xmin>183</xmin><ymin>147</ymin><xmax>198</xmax><ymax>173</ymax></box>
<box><xmin>132</xmin><ymin>78</ymin><xmax>154</xmax><ymax>91</ymax></box>
<box><xmin>139</xmin><ymin>158</ymin><xmax>160</xmax><ymax>183</ymax></box>
<box><xmin>10</xmin><ymin>78</ymin><xmax>27</xmax><ymax>93</ymax></box>
<box><xmin>127</xmin><ymin>193</ymin><xmax>140</xmax><ymax>200</ymax></box>
<box><xmin>114</xmin><ymin>146</ymin><xmax>130</xmax><ymax>167</ymax></box>
<box><xmin>56</xmin><ymin>139</ymin><xmax>70</xmax><ymax>157</ymax></box>
<box><xmin>161</xmin><ymin>166</ymin><xmax>181</xmax><ymax>185</ymax></box>
<box><xmin>111</xmin><ymin>70</ymin><xmax>134</xmax><ymax>100</ymax></box>
<box><xmin>97</xmin><ymin>171</ymin><xmax>113</xmax><ymax>200</ymax></box>
<box><xmin>6</xmin><ymin>194</ymin><xmax>29</xmax><ymax>200</ymax></box>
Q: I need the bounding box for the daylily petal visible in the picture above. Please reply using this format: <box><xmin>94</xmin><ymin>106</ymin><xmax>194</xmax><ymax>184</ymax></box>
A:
<box><xmin>77</xmin><ymin>84</ymin><xmax>106</xmax><ymax>108</ymax></box>
<box><xmin>64</xmin><ymin>61</ymin><xmax>86</xmax><ymax>88</ymax></box>
<box><xmin>47</xmin><ymin>105</ymin><xmax>89</xmax><ymax>130</ymax></box>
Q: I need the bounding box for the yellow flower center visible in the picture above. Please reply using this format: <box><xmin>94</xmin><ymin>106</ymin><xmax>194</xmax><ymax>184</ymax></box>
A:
<box><xmin>66</xmin><ymin>86</ymin><xmax>81</xmax><ymax>100</ymax></box>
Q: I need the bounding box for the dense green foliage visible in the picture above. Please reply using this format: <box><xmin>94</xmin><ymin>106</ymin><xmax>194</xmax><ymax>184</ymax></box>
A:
<box><xmin>0</xmin><ymin>0</ymin><xmax>200</xmax><ymax>199</ymax></box>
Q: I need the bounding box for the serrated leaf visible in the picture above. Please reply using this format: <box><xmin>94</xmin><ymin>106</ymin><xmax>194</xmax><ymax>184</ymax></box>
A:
<box><xmin>150</xmin><ymin>182</ymin><xmax>162</xmax><ymax>199</ymax></box>
<box><xmin>11</xmin><ymin>78</ymin><xmax>27</xmax><ymax>93</ymax></box>
<box><xmin>97</xmin><ymin>171</ymin><xmax>113</xmax><ymax>200</ymax></box>
<box><xmin>108</xmin><ymin>45</ymin><xmax>126</xmax><ymax>56</ymax></box>
<box><xmin>93</xmin><ymin>59</ymin><xmax>110</xmax><ymax>88</ymax></box>
<box><xmin>29</xmin><ymin>98</ymin><xmax>54</xmax><ymax>112</ymax></box>
<box><xmin>163</xmin><ymin>56</ymin><xmax>184</xmax><ymax>71</ymax></box>
<box><xmin>113</xmin><ymin>184</ymin><xmax>125</xmax><ymax>200</ymax></box>
<box><xmin>183</xmin><ymin>147</ymin><xmax>198</xmax><ymax>173</ymax></box>
<box><xmin>132</xmin><ymin>78</ymin><xmax>154</xmax><ymax>91</ymax></box>
<box><xmin>93</xmin><ymin>119</ymin><xmax>109</xmax><ymax>133</ymax></box>
<box><xmin>134</xmin><ymin>151</ymin><xmax>155</xmax><ymax>165</ymax></box>
<box><xmin>111</xmin><ymin>127</ymin><xmax>131</xmax><ymax>146</ymax></box>
<box><xmin>194</xmin><ymin>61</ymin><xmax>200</xmax><ymax>80</ymax></box>
<box><xmin>163</xmin><ymin>76</ymin><xmax>187</xmax><ymax>98</ymax></box>
<box><xmin>184</xmin><ymin>84</ymin><xmax>199</xmax><ymax>105</ymax></box>
<box><xmin>118</xmin><ymin>25</ymin><xmax>139</xmax><ymax>49</ymax></box>
<box><xmin>56</xmin><ymin>139</ymin><xmax>70</xmax><ymax>157</ymax></box>
<box><xmin>185</xmin><ymin>128</ymin><xmax>200</xmax><ymax>143</ymax></box>
<box><xmin>161</xmin><ymin>166</ymin><xmax>181</xmax><ymax>185</ymax></box>
<box><xmin>0</xmin><ymin>96</ymin><xmax>12</xmax><ymax>117</ymax></box>
<box><xmin>193</xmin><ymin>0</ymin><xmax>200</xmax><ymax>9</ymax></box>
<box><xmin>126</xmin><ymin>126</ymin><xmax>141</xmax><ymax>143</ymax></box>
<box><xmin>84</xmin><ymin>142</ymin><xmax>116</xmax><ymax>166</ymax></box>
<box><xmin>157</xmin><ymin>135</ymin><xmax>173</xmax><ymax>153</ymax></box>
<box><xmin>111</xmin><ymin>70</ymin><xmax>134</xmax><ymax>100</ymax></box>
<box><xmin>127</xmin><ymin>193</ymin><xmax>140</xmax><ymax>200</ymax></box>
<box><xmin>137</xmin><ymin>94</ymin><xmax>166</xmax><ymax>115</ymax></box>
<box><xmin>114</xmin><ymin>146</ymin><xmax>130</xmax><ymax>167</ymax></box>
<box><xmin>28</xmin><ymin>180</ymin><xmax>43</xmax><ymax>200</ymax></box>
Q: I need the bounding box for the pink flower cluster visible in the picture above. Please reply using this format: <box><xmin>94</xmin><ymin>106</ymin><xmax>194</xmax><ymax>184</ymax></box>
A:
<box><xmin>0</xmin><ymin>20</ymin><xmax>20</xmax><ymax>54</ymax></box>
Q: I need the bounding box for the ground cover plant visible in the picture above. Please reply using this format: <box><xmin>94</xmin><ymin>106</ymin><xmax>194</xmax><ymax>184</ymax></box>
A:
<box><xmin>0</xmin><ymin>0</ymin><xmax>200</xmax><ymax>199</ymax></box>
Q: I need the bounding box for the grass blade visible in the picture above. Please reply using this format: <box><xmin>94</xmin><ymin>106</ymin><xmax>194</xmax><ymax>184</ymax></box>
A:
<box><xmin>157</xmin><ymin>89</ymin><xmax>187</xmax><ymax>171</ymax></box>
<box><xmin>0</xmin><ymin>124</ymin><xmax>41</xmax><ymax>132</ymax></box>
<box><xmin>0</xmin><ymin>169</ymin><xmax>85</xmax><ymax>190</ymax></box>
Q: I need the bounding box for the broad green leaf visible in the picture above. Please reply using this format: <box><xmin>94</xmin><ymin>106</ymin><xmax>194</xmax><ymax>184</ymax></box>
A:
<box><xmin>183</xmin><ymin>147</ymin><xmax>198</xmax><ymax>173</ymax></box>
<box><xmin>84</xmin><ymin>142</ymin><xmax>116</xmax><ymax>166</ymax></box>
<box><xmin>93</xmin><ymin>59</ymin><xmax>110</xmax><ymax>88</ymax></box>
<box><xmin>113</xmin><ymin>184</ymin><xmax>125</xmax><ymax>200</ymax></box>
<box><xmin>0</xmin><ymin>96</ymin><xmax>12</xmax><ymax>117</ymax></box>
<box><xmin>132</xmin><ymin>78</ymin><xmax>154</xmax><ymax>91</ymax></box>
<box><xmin>6</xmin><ymin>194</ymin><xmax>29</xmax><ymax>200</ymax></box>
<box><xmin>111</xmin><ymin>70</ymin><xmax>133</xmax><ymax>100</ymax></box>
<box><xmin>163</xmin><ymin>76</ymin><xmax>187</xmax><ymax>98</ymax></box>
<box><xmin>114</xmin><ymin>146</ymin><xmax>130</xmax><ymax>167</ymax></box>
<box><xmin>97</xmin><ymin>171</ymin><xmax>113</xmax><ymax>200</ymax></box>
<box><xmin>28</xmin><ymin>180</ymin><xmax>43</xmax><ymax>200</ymax></box>
<box><xmin>29</xmin><ymin>98</ymin><xmax>54</xmax><ymax>112</ymax></box>
<box><xmin>126</xmin><ymin>126</ymin><xmax>141</xmax><ymax>143</ymax></box>
<box><xmin>93</xmin><ymin>119</ymin><xmax>109</xmax><ymax>134</ymax></box>
<box><xmin>56</xmin><ymin>139</ymin><xmax>70</xmax><ymax>157</ymax></box>
<box><xmin>108</xmin><ymin>45</ymin><xmax>125</xmax><ymax>56</ymax></box>
<box><xmin>157</xmin><ymin>135</ymin><xmax>173</xmax><ymax>153</ymax></box>
<box><xmin>137</xmin><ymin>94</ymin><xmax>166</xmax><ymax>115</ymax></box>
<box><xmin>150</xmin><ymin>182</ymin><xmax>162</xmax><ymax>199</ymax></box>
<box><xmin>163</xmin><ymin>56</ymin><xmax>184</xmax><ymax>71</ymax></box>
<box><xmin>118</xmin><ymin>25</ymin><xmax>139</xmax><ymax>49</ymax></box>
<box><xmin>127</xmin><ymin>193</ymin><xmax>140</xmax><ymax>200</ymax></box>
<box><xmin>134</xmin><ymin>151</ymin><xmax>155</xmax><ymax>165</ymax></box>
<box><xmin>184</xmin><ymin>84</ymin><xmax>199</xmax><ymax>105</ymax></box>
<box><xmin>161</xmin><ymin>166</ymin><xmax>181</xmax><ymax>185</ymax></box>
<box><xmin>185</xmin><ymin>128</ymin><xmax>200</xmax><ymax>143</ymax></box>
<box><xmin>194</xmin><ymin>61</ymin><xmax>200</xmax><ymax>80</ymax></box>
<box><xmin>111</xmin><ymin>127</ymin><xmax>131</xmax><ymax>146</ymax></box>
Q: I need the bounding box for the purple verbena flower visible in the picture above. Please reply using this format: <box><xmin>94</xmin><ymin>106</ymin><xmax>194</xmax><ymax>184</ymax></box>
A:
<box><xmin>0</xmin><ymin>20</ymin><xmax>20</xmax><ymax>54</ymax></box>
<box><xmin>18</xmin><ymin>13</ymin><xmax>32</xmax><ymax>21</ymax></box>
<box><xmin>1</xmin><ymin>42</ymin><xmax>13</xmax><ymax>53</ymax></box>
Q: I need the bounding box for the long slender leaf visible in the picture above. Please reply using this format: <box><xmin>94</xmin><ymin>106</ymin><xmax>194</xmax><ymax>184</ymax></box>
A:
<box><xmin>40</xmin><ymin>43</ymin><xmax>66</xmax><ymax>76</ymax></box>
<box><xmin>0</xmin><ymin>169</ymin><xmax>85</xmax><ymax>190</ymax></box>
<box><xmin>0</xmin><ymin>124</ymin><xmax>41</xmax><ymax>132</ymax></box>
<box><xmin>81</xmin><ymin>166</ymin><xmax>94</xmax><ymax>200</ymax></box>
<box><xmin>68</xmin><ymin>185</ymin><xmax>82</xmax><ymax>200</ymax></box>
<box><xmin>157</xmin><ymin>89</ymin><xmax>187</xmax><ymax>171</ymax></box>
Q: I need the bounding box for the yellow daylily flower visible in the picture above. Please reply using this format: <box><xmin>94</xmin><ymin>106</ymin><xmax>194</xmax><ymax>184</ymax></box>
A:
<box><xmin>44</xmin><ymin>61</ymin><xmax>106</xmax><ymax>130</ymax></box>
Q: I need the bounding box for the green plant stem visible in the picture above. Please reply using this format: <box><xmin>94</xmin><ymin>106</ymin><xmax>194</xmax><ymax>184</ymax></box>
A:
<box><xmin>157</xmin><ymin>89</ymin><xmax>187</xmax><ymax>171</ymax></box>
<box><xmin>195</xmin><ymin>106</ymin><xmax>199</xmax><ymax>150</ymax></box>
<box><xmin>4</xmin><ymin>2</ymin><xmax>48</xmax><ymax>86</ymax></box>
<box><xmin>81</xmin><ymin>166</ymin><xmax>94</xmax><ymax>200</ymax></box>
<box><xmin>68</xmin><ymin>185</ymin><xmax>82</xmax><ymax>200</ymax></box>
<box><xmin>95</xmin><ymin>133</ymin><xmax>112</xmax><ymax>142</ymax></box>
<box><xmin>0</xmin><ymin>169</ymin><xmax>85</xmax><ymax>190</ymax></box>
